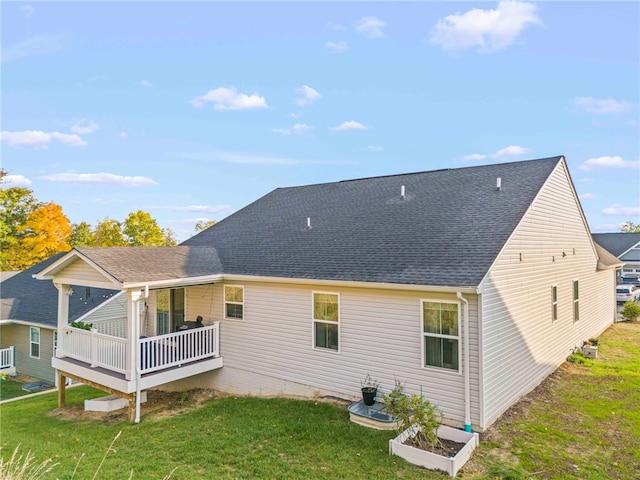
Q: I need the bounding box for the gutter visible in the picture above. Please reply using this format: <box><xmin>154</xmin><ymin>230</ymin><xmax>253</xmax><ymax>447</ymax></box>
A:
<box><xmin>457</xmin><ymin>292</ymin><xmax>472</xmax><ymax>432</ymax></box>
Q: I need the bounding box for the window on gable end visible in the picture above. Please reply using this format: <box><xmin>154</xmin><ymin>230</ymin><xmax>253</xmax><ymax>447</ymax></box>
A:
<box><xmin>313</xmin><ymin>292</ymin><xmax>339</xmax><ymax>351</ymax></box>
<box><xmin>225</xmin><ymin>285</ymin><xmax>244</xmax><ymax>320</ymax></box>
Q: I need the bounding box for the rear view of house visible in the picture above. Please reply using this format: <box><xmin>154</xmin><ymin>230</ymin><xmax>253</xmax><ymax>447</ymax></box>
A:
<box><xmin>36</xmin><ymin>156</ymin><xmax>619</xmax><ymax>429</ymax></box>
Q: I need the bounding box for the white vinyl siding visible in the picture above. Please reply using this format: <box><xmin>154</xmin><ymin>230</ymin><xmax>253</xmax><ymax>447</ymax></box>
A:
<box><xmin>201</xmin><ymin>281</ymin><xmax>481</xmax><ymax>428</ymax></box>
<box><xmin>53</xmin><ymin>258</ymin><xmax>116</xmax><ymax>288</ymax></box>
<box><xmin>479</xmin><ymin>160</ymin><xmax>616</xmax><ymax>430</ymax></box>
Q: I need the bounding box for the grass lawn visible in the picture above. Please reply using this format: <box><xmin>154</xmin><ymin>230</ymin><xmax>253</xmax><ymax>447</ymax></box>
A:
<box><xmin>1</xmin><ymin>322</ymin><xmax>638</xmax><ymax>479</ymax></box>
<box><xmin>0</xmin><ymin>378</ymin><xmax>32</xmax><ymax>401</ymax></box>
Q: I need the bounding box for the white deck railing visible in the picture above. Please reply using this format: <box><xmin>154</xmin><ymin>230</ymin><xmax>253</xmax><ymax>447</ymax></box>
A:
<box><xmin>0</xmin><ymin>346</ymin><xmax>14</xmax><ymax>369</ymax></box>
<box><xmin>59</xmin><ymin>323</ymin><xmax>220</xmax><ymax>376</ymax></box>
<box><xmin>140</xmin><ymin>323</ymin><xmax>220</xmax><ymax>374</ymax></box>
<box><xmin>91</xmin><ymin>316</ymin><xmax>127</xmax><ymax>338</ymax></box>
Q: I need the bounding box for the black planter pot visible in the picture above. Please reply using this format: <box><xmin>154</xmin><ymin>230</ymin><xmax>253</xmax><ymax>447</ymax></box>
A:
<box><xmin>361</xmin><ymin>387</ymin><xmax>377</xmax><ymax>406</ymax></box>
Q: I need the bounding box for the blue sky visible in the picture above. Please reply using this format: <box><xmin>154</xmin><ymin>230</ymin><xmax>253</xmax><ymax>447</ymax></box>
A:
<box><xmin>2</xmin><ymin>1</ymin><xmax>638</xmax><ymax>241</ymax></box>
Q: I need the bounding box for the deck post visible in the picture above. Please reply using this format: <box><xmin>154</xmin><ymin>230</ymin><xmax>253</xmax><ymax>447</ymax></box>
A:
<box><xmin>54</xmin><ymin>283</ymin><xmax>73</xmax><ymax>358</ymax></box>
<box><xmin>58</xmin><ymin>371</ymin><xmax>66</xmax><ymax>407</ymax></box>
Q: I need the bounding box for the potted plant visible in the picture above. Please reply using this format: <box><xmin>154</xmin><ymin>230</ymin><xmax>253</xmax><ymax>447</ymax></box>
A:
<box><xmin>360</xmin><ymin>374</ymin><xmax>380</xmax><ymax>406</ymax></box>
<box><xmin>383</xmin><ymin>381</ymin><xmax>479</xmax><ymax>477</ymax></box>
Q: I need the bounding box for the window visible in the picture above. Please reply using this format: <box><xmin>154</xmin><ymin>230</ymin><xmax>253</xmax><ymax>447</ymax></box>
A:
<box><xmin>225</xmin><ymin>286</ymin><xmax>244</xmax><ymax>319</ymax></box>
<box><xmin>313</xmin><ymin>292</ymin><xmax>339</xmax><ymax>351</ymax></box>
<box><xmin>422</xmin><ymin>301</ymin><xmax>460</xmax><ymax>372</ymax></box>
<box><xmin>551</xmin><ymin>285</ymin><xmax>558</xmax><ymax>322</ymax></box>
<box><xmin>156</xmin><ymin>288</ymin><xmax>185</xmax><ymax>334</ymax></box>
<box><xmin>30</xmin><ymin>327</ymin><xmax>40</xmax><ymax>359</ymax></box>
<box><xmin>573</xmin><ymin>280</ymin><xmax>579</xmax><ymax>322</ymax></box>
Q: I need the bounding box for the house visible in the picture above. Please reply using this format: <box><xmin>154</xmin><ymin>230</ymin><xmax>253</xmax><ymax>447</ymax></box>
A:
<box><xmin>592</xmin><ymin>233</ymin><xmax>640</xmax><ymax>281</ymax></box>
<box><xmin>1</xmin><ymin>254</ymin><xmax>124</xmax><ymax>384</ymax></box>
<box><xmin>35</xmin><ymin>156</ymin><xmax>620</xmax><ymax>430</ymax></box>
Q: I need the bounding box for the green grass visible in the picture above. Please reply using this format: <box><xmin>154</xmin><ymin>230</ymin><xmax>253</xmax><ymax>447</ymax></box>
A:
<box><xmin>0</xmin><ymin>379</ymin><xmax>31</xmax><ymax>401</ymax></box>
<box><xmin>1</xmin><ymin>322</ymin><xmax>639</xmax><ymax>479</ymax></box>
<box><xmin>473</xmin><ymin>321</ymin><xmax>640</xmax><ymax>480</ymax></box>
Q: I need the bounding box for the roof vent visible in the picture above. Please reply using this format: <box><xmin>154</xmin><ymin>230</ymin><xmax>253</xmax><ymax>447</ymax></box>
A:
<box><xmin>306</xmin><ymin>217</ymin><xmax>312</xmax><ymax>230</ymax></box>
<box><xmin>496</xmin><ymin>177</ymin><xmax>502</xmax><ymax>191</ymax></box>
<box><xmin>401</xmin><ymin>185</ymin><xmax>406</xmax><ymax>199</ymax></box>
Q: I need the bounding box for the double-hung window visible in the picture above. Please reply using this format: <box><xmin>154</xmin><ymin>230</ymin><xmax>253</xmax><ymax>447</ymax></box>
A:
<box><xmin>30</xmin><ymin>327</ymin><xmax>40</xmax><ymax>359</ymax></box>
<box><xmin>313</xmin><ymin>292</ymin><xmax>339</xmax><ymax>351</ymax></box>
<box><xmin>551</xmin><ymin>285</ymin><xmax>558</xmax><ymax>322</ymax></box>
<box><xmin>225</xmin><ymin>286</ymin><xmax>244</xmax><ymax>320</ymax></box>
<box><xmin>422</xmin><ymin>301</ymin><xmax>460</xmax><ymax>372</ymax></box>
<box><xmin>573</xmin><ymin>280</ymin><xmax>579</xmax><ymax>322</ymax></box>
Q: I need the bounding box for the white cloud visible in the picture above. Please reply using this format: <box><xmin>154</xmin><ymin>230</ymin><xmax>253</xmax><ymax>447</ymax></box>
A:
<box><xmin>71</xmin><ymin>120</ymin><xmax>99</xmax><ymax>135</ymax></box>
<box><xmin>579</xmin><ymin>156</ymin><xmax>640</xmax><ymax>171</ymax></box>
<box><xmin>461</xmin><ymin>153</ymin><xmax>488</xmax><ymax>162</ymax></box>
<box><xmin>573</xmin><ymin>97</ymin><xmax>631</xmax><ymax>114</ymax></box>
<box><xmin>190</xmin><ymin>86</ymin><xmax>268</xmax><ymax>110</ymax></box>
<box><xmin>492</xmin><ymin>145</ymin><xmax>531</xmax><ymax>160</ymax></box>
<box><xmin>429</xmin><ymin>1</ymin><xmax>542</xmax><ymax>53</ymax></box>
<box><xmin>368</xmin><ymin>145</ymin><xmax>384</xmax><ymax>152</ymax></box>
<box><xmin>592</xmin><ymin>223</ymin><xmax>621</xmax><ymax>232</ymax></box>
<box><xmin>140</xmin><ymin>80</ymin><xmax>153</xmax><ymax>87</ymax></box>
<box><xmin>330</xmin><ymin>120</ymin><xmax>368</xmax><ymax>131</ymax></box>
<box><xmin>355</xmin><ymin>16</ymin><xmax>387</xmax><ymax>38</ymax></box>
<box><xmin>1</xmin><ymin>34</ymin><xmax>64</xmax><ymax>64</ymax></box>
<box><xmin>602</xmin><ymin>204</ymin><xmax>640</xmax><ymax>216</ymax></box>
<box><xmin>168</xmin><ymin>150</ymin><xmax>352</xmax><ymax>166</ymax></box>
<box><xmin>20</xmin><ymin>5</ymin><xmax>35</xmax><ymax>17</ymax></box>
<box><xmin>1</xmin><ymin>130</ymin><xmax>86</xmax><ymax>148</ymax></box>
<box><xmin>120</xmin><ymin>131</ymin><xmax>128</xmax><ymax>138</ymax></box>
<box><xmin>40</xmin><ymin>173</ymin><xmax>157</xmax><ymax>187</ymax></box>
<box><xmin>1</xmin><ymin>174</ymin><xmax>32</xmax><ymax>187</ymax></box>
<box><xmin>461</xmin><ymin>145</ymin><xmax>530</xmax><ymax>162</ymax></box>
<box><xmin>295</xmin><ymin>85</ymin><xmax>321</xmax><ymax>107</ymax></box>
<box><xmin>145</xmin><ymin>204</ymin><xmax>231</xmax><ymax>214</ymax></box>
<box><xmin>579</xmin><ymin>193</ymin><xmax>596</xmax><ymax>200</ymax></box>
<box><xmin>272</xmin><ymin>123</ymin><xmax>313</xmax><ymax>135</ymax></box>
<box><xmin>327</xmin><ymin>23</ymin><xmax>347</xmax><ymax>31</ymax></box>
<box><xmin>326</xmin><ymin>41</ymin><xmax>348</xmax><ymax>53</ymax></box>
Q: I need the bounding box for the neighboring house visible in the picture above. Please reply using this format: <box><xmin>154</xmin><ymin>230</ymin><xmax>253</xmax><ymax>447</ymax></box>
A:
<box><xmin>35</xmin><ymin>156</ymin><xmax>620</xmax><ymax>429</ymax></box>
<box><xmin>1</xmin><ymin>254</ymin><xmax>123</xmax><ymax>384</ymax></box>
<box><xmin>592</xmin><ymin>233</ymin><xmax>640</xmax><ymax>281</ymax></box>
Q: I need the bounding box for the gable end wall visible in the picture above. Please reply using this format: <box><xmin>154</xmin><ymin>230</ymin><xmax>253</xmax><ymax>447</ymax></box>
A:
<box><xmin>480</xmin><ymin>161</ymin><xmax>616</xmax><ymax>429</ymax></box>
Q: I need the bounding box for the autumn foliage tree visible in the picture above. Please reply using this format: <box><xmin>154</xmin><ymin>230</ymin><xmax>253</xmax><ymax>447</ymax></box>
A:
<box><xmin>123</xmin><ymin>210</ymin><xmax>170</xmax><ymax>246</ymax></box>
<box><xmin>16</xmin><ymin>202</ymin><xmax>72</xmax><ymax>267</ymax></box>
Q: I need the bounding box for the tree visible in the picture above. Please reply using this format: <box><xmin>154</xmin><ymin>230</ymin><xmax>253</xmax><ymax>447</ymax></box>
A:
<box><xmin>123</xmin><ymin>210</ymin><xmax>167</xmax><ymax>246</ymax></box>
<box><xmin>195</xmin><ymin>220</ymin><xmax>217</xmax><ymax>232</ymax></box>
<box><xmin>0</xmin><ymin>186</ymin><xmax>42</xmax><ymax>270</ymax></box>
<box><xmin>163</xmin><ymin>228</ymin><xmax>178</xmax><ymax>246</ymax></box>
<box><xmin>94</xmin><ymin>217</ymin><xmax>126</xmax><ymax>247</ymax></box>
<box><xmin>69</xmin><ymin>221</ymin><xmax>96</xmax><ymax>248</ymax></box>
<box><xmin>621</xmin><ymin>221</ymin><xmax>640</xmax><ymax>233</ymax></box>
<box><xmin>14</xmin><ymin>203</ymin><xmax>71</xmax><ymax>267</ymax></box>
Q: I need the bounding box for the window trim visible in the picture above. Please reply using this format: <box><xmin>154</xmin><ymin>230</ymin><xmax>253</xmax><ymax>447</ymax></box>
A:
<box><xmin>572</xmin><ymin>279</ymin><xmax>579</xmax><ymax>323</ymax></box>
<box><xmin>420</xmin><ymin>299</ymin><xmax>462</xmax><ymax>374</ymax></box>
<box><xmin>30</xmin><ymin>326</ymin><xmax>40</xmax><ymax>359</ymax></box>
<box><xmin>312</xmin><ymin>291</ymin><xmax>340</xmax><ymax>353</ymax></box>
<box><xmin>551</xmin><ymin>284</ymin><xmax>558</xmax><ymax>322</ymax></box>
<box><xmin>224</xmin><ymin>285</ymin><xmax>245</xmax><ymax>320</ymax></box>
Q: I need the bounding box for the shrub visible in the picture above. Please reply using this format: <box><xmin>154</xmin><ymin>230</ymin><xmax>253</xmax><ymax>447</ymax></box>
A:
<box><xmin>70</xmin><ymin>320</ymin><xmax>93</xmax><ymax>330</ymax></box>
<box><xmin>382</xmin><ymin>380</ymin><xmax>443</xmax><ymax>450</ymax></box>
<box><xmin>620</xmin><ymin>301</ymin><xmax>640</xmax><ymax>322</ymax></box>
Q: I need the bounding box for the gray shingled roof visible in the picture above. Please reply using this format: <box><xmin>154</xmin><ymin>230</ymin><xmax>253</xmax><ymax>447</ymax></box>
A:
<box><xmin>182</xmin><ymin>156</ymin><xmax>563</xmax><ymax>287</ymax></box>
<box><xmin>1</xmin><ymin>254</ymin><xmax>119</xmax><ymax>327</ymax></box>
<box><xmin>591</xmin><ymin>233</ymin><xmax>640</xmax><ymax>257</ymax></box>
<box><xmin>75</xmin><ymin>246</ymin><xmax>222</xmax><ymax>284</ymax></box>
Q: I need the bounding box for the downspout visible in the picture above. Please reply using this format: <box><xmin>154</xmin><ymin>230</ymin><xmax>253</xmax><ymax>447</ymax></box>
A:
<box><xmin>134</xmin><ymin>285</ymin><xmax>150</xmax><ymax>424</ymax></box>
<box><xmin>457</xmin><ymin>292</ymin><xmax>472</xmax><ymax>432</ymax></box>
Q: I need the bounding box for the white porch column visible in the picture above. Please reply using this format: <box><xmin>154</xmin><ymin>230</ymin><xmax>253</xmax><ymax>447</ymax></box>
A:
<box><xmin>54</xmin><ymin>283</ymin><xmax>73</xmax><ymax>358</ymax></box>
<box><xmin>125</xmin><ymin>289</ymin><xmax>143</xmax><ymax>380</ymax></box>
